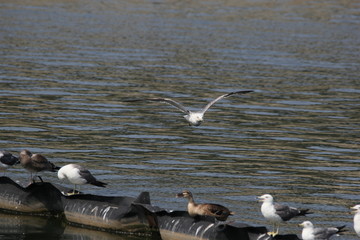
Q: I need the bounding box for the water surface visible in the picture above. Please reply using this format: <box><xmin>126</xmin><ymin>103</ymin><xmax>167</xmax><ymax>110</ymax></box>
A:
<box><xmin>0</xmin><ymin>0</ymin><xmax>359</xmax><ymax>239</ymax></box>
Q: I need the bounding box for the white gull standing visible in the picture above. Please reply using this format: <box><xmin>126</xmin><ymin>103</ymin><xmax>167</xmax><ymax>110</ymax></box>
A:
<box><xmin>124</xmin><ymin>90</ymin><xmax>253</xmax><ymax>126</ymax></box>
<box><xmin>299</xmin><ymin>221</ymin><xmax>346</xmax><ymax>240</ymax></box>
<box><xmin>58</xmin><ymin>164</ymin><xmax>107</xmax><ymax>195</ymax></box>
<box><xmin>351</xmin><ymin>204</ymin><xmax>360</xmax><ymax>237</ymax></box>
<box><xmin>258</xmin><ymin>194</ymin><xmax>311</xmax><ymax>236</ymax></box>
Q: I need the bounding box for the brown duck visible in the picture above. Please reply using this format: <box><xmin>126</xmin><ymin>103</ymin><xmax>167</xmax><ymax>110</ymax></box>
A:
<box><xmin>19</xmin><ymin>149</ymin><xmax>60</xmax><ymax>182</ymax></box>
<box><xmin>176</xmin><ymin>190</ymin><xmax>234</xmax><ymax>221</ymax></box>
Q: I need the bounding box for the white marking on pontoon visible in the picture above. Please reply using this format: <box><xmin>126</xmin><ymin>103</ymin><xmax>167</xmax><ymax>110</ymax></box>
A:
<box><xmin>195</xmin><ymin>225</ymin><xmax>203</xmax><ymax>236</ymax></box>
<box><xmin>200</xmin><ymin>223</ymin><xmax>215</xmax><ymax>238</ymax></box>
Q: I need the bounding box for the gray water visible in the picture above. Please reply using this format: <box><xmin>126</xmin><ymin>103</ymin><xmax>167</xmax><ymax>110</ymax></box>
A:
<box><xmin>1</xmin><ymin>0</ymin><xmax>360</xmax><ymax>239</ymax></box>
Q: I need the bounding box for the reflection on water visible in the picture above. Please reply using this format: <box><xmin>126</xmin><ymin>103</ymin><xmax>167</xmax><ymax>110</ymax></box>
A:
<box><xmin>0</xmin><ymin>212</ymin><xmax>155</xmax><ymax>240</ymax></box>
<box><xmin>1</xmin><ymin>0</ymin><xmax>359</xmax><ymax>239</ymax></box>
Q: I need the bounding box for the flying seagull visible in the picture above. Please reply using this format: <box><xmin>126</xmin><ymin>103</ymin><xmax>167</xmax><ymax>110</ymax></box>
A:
<box><xmin>125</xmin><ymin>90</ymin><xmax>253</xmax><ymax>126</ymax></box>
<box><xmin>258</xmin><ymin>194</ymin><xmax>312</xmax><ymax>236</ymax></box>
<box><xmin>0</xmin><ymin>151</ymin><xmax>20</xmax><ymax>173</ymax></box>
<box><xmin>351</xmin><ymin>205</ymin><xmax>360</xmax><ymax>237</ymax></box>
<box><xmin>19</xmin><ymin>149</ymin><xmax>60</xmax><ymax>183</ymax></box>
<box><xmin>58</xmin><ymin>164</ymin><xmax>107</xmax><ymax>195</ymax></box>
<box><xmin>299</xmin><ymin>221</ymin><xmax>346</xmax><ymax>240</ymax></box>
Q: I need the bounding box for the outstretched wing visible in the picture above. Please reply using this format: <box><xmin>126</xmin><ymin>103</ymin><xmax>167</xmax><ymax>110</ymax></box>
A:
<box><xmin>200</xmin><ymin>90</ymin><xmax>253</xmax><ymax>114</ymax></box>
<box><xmin>125</xmin><ymin>98</ymin><xmax>190</xmax><ymax>114</ymax></box>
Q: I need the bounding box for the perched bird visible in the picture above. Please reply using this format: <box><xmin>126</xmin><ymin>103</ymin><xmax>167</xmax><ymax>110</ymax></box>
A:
<box><xmin>0</xmin><ymin>151</ymin><xmax>20</xmax><ymax>171</ymax></box>
<box><xmin>299</xmin><ymin>221</ymin><xmax>346</xmax><ymax>240</ymax></box>
<box><xmin>176</xmin><ymin>190</ymin><xmax>234</xmax><ymax>221</ymax></box>
<box><xmin>125</xmin><ymin>90</ymin><xmax>253</xmax><ymax>126</ymax></box>
<box><xmin>57</xmin><ymin>164</ymin><xmax>107</xmax><ymax>195</ymax></box>
<box><xmin>258</xmin><ymin>194</ymin><xmax>311</xmax><ymax>236</ymax></box>
<box><xmin>19</xmin><ymin>149</ymin><xmax>60</xmax><ymax>182</ymax></box>
<box><xmin>351</xmin><ymin>204</ymin><xmax>360</xmax><ymax>237</ymax></box>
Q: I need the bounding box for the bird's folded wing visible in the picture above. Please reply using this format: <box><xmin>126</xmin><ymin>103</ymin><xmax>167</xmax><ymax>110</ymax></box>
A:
<box><xmin>274</xmin><ymin>203</ymin><xmax>296</xmax><ymax>221</ymax></box>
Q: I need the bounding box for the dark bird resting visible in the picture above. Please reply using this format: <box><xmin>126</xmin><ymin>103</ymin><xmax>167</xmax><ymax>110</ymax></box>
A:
<box><xmin>176</xmin><ymin>190</ymin><xmax>234</xmax><ymax>221</ymax></box>
<box><xmin>0</xmin><ymin>151</ymin><xmax>19</xmax><ymax>168</ymax></box>
<box><xmin>0</xmin><ymin>151</ymin><xmax>19</xmax><ymax>169</ymax></box>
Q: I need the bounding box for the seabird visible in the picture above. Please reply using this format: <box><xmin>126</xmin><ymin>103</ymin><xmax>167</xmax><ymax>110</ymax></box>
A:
<box><xmin>351</xmin><ymin>204</ymin><xmax>360</xmax><ymax>237</ymax></box>
<box><xmin>0</xmin><ymin>151</ymin><xmax>19</xmax><ymax>171</ymax></box>
<box><xmin>19</xmin><ymin>149</ymin><xmax>60</xmax><ymax>182</ymax></box>
<box><xmin>258</xmin><ymin>194</ymin><xmax>311</xmax><ymax>236</ymax></box>
<box><xmin>125</xmin><ymin>90</ymin><xmax>253</xmax><ymax>126</ymax></box>
<box><xmin>299</xmin><ymin>221</ymin><xmax>346</xmax><ymax>240</ymax></box>
<box><xmin>57</xmin><ymin>164</ymin><xmax>107</xmax><ymax>195</ymax></box>
<box><xmin>176</xmin><ymin>190</ymin><xmax>234</xmax><ymax>221</ymax></box>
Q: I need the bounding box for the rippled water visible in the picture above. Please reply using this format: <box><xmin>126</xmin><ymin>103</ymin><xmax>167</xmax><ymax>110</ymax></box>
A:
<box><xmin>1</xmin><ymin>0</ymin><xmax>360</xmax><ymax>239</ymax></box>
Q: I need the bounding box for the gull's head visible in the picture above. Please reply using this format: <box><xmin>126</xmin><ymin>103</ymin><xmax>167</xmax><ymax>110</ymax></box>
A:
<box><xmin>19</xmin><ymin>149</ymin><xmax>32</xmax><ymax>164</ymax></box>
<box><xmin>185</xmin><ymin>112</ymin><xmax>203</xmax><ymax>126</ymax></box>
<box><xmin>57</xmin><ymin>166</ymin><xmax>66</xmax><ymax>180</ymax></box>
<box><xmin>257</xmin><ymin>194</ymin><xmax>274</xmax><ymax>203</ymax></box>
<box><xmin>299</xmin><ymin>221</ymin><xmax>313</xmax><ymax>229</ymax></box>
<box><xmin>351</xmin><ymin>204</ymin><xmax>360</xmax><ymax>214</ymax></box>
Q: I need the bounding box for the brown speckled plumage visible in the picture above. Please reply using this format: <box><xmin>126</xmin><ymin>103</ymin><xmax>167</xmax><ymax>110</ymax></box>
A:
<box><xmin>19</xmin><ymin>149</ymin><xmax>60</xmax><ymax>173</ymax></box>
<box><xmin>176</xmin><ymin>190</ymin><xmax>234</xmax><ymax>221</ymax></box>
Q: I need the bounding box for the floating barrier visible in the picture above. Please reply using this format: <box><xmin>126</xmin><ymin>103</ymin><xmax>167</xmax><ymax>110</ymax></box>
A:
<box><xmin>0</xmin><ymin>176</ymin><xmax>63</xmax><ymax>214</ymax></box>
<box><xmin>0</xmin><ymin>177</ymin><xmax>300</xmax><ymax>239</ymax></box>
<box><xmin>134</xmin><ymin>204</ymin><xmax>300</xmax><ymax>240</ymax></box>
<box><xmin>62</xmin><ymin>192</ymin><xmax>156</xmax><ymax>234</ymax></box>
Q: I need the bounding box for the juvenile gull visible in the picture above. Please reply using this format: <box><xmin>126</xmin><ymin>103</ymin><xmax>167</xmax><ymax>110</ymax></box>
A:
<box><xmin>258</xmin><ymin>194</ymin><xmax>311</xmax><ymax>236</ymax></box>
<box><xmin>125</xmin><ymin>90</ymin><xmax>253</xmax><ymax>126</ymax></box>
<box><xmin>176</xmin><ymin>190</ymin><xmax>234</xmax><ymax>221</ymax></box>
<box><xmin>58</xmin><ymin>164</ymin><xmax>107</xmax><ymax>195</ymax></box>
<box><xmin>19</xmin><ymin>149</ymin><xmax>60</xmax><ymax>182</ymax></box>
<box><xmin>0</xmin><ymin>151</ymin><xmax>19</xmax><ymax>171</ymax></box>
<box><xmin>299</xmin><ymin>221</ymin><xmax>346</xmax><ymax>240</ymax></box>
<box><xmin>351</xmin><ymin>204</ymin><xmax>360</xmax><ymax>237</ymax></box>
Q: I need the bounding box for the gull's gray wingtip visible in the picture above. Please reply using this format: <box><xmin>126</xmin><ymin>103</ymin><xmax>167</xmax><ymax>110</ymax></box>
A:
<box><xmin>336</xmin><ymin>225</ymin><xmax>347</xmax><ymax>233</ymax></box>
<box><xmin>122</xmin><ymin>98</ymin><xmax>144</xmax><ymax>102</ymax></box>
<box><xmin>225</xmin><ymin>90</ymin><xmax>254</xmax><ymax>97</ymax></box>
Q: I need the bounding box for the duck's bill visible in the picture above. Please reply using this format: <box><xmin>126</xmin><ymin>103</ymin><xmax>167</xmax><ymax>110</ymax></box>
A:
<box><xmin>176</xmin><ymin>193</ymin><xmax>184</xmax><ymax>198</ymax></box>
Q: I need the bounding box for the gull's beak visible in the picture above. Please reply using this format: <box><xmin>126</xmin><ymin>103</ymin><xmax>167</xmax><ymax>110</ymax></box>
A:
<box><xmin>298</xmin><ymin>223</ymin><xmax>304</xmax><ymax>227</ymax></box>
<box><xmin>350</xmin><ymin>206</ymin><xmax>358</xmax><ymax>214</ymax></box>
<box><xmin>257</xmin><ymin>196</ymin><xmax>265</xmax><ymax>202</ymax></box>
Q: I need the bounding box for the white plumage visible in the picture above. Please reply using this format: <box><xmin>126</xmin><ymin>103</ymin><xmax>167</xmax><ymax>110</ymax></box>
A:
<box><xmin>125</xmin><ymin>90</ymin><xmax>253</xmax><ymax>126</ymax></box>
<box><xmin>351</xmin><ymin>204</ymin><xmax>360</xmax><ymax>237</ymax></box>
<box><xmin>58</xmin><ymin>164</ymin><xmax>107</xmax><ymax>195</ymax></box>
<box><xmin>299</xmin><ymin>221</ymin><xmax>346</xmax><ymax>240</ymax></box>
<box><xmin>258</xmin><ymin>194</ymin><xmax>311</xmax><ymax>236</ymax></box>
